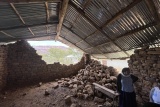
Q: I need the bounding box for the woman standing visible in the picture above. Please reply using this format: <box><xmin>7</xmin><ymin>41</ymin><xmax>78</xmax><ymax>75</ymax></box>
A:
<box><xmin>117</xmin><ymin>67</ymin><xmax>138</xmax><ymax>107</ymax></box>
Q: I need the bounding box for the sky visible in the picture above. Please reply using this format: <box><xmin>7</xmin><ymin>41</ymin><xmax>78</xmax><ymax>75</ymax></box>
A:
<box><xmin>28</xmin><ymin>40</ymin><xmax>69</xmax><ymax>47</ymax></box>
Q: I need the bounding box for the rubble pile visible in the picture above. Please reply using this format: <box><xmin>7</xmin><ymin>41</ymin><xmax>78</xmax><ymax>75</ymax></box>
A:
<box><xmin>56</xmin><ymin>59</ymin><xmax>118</xmax><ymax>106</ymax></box>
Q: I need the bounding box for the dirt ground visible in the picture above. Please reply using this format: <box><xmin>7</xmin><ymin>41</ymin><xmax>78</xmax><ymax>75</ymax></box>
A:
<box><xmin>0</xmin><ymin>82</ymin><xmax>98</xmax><ymax>107</ymax></box>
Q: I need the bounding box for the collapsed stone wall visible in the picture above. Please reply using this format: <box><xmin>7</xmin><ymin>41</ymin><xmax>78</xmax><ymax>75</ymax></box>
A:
<box><xmin>128</xmin><ymin>46</ymin><xmax>160</xmax><ymax>105</ymax></box>
<box><xmin>0</xmin><ymin>45</ymin><xmax>8</xmax><ymax>91</ymax></box>
<box><xmin>0</xmin><ymin>40</ymin><xmax>85</xmax><ymax>88</ymax></box>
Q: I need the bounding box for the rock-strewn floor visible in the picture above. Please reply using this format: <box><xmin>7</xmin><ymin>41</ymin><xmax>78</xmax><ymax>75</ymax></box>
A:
<box><xmin>0</xmin><ymin>82</ymin><xmax>97</xmax><ymax>107</ymax></box>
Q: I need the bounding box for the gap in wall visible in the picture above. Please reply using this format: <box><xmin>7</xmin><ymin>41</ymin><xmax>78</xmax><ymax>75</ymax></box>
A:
<box><xmin>28</xmin><ymin>40</ymin><xmax>83</xmax><ymax>65</ymax></box>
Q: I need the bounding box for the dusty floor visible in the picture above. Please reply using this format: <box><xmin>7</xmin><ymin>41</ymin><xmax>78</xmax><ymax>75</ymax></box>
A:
<box><xmin>0</xmin><ymin>82</ymin><xmax>98</xmax><ymax>107</ymax></box>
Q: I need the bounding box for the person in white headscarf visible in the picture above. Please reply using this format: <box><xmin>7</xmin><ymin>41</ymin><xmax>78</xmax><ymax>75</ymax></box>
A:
<box><xmin>143</xmin><ymin>80</ymin><xmax>160</xmax><ymax>107</ymax></box>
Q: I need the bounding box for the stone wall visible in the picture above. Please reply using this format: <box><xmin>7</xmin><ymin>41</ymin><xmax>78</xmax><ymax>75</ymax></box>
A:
<box><xmin>0</xmin><ymin>40</ymin><xmax>85</xmax><ymax>89</ymax></box>
<box><xmin>128</xmin><ymin>46</ymin><xmax>160</xmax><ymax>105</ymax></box>
<box><xmin>0</xmin><ymin>45</ymin><xmax>8</xmax><ymax>91</ymax></box>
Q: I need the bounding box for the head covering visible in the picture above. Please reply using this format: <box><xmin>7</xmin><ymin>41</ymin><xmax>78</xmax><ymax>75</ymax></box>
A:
<box><xmin>121</xmin><ymin>67</ymin><xmax>130</xmax><ymax>77</ymax></box>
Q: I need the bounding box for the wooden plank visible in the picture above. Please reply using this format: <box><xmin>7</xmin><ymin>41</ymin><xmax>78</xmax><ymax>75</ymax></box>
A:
<box><xmin>69</xmin><ymin>1</ymin><xmax>130</xmax><ymax>57</ymax></box>
<box><xmin>4</xmin><ymin>0</ymin><xmax>61</xmax><ymax>3</ymax></box>
<box><xmin>0</xmin><ymin>22</ymin><xmax>58</xmax><ymax>31</ymax></box>
<box><xmin>59</xmin><ymin>36</ymin><xmax>100</xmax><ymax>59</ymax></box>
<box><xmin>114</xmin><ymin>22</ymin><xmax>157</xmax><ymax>40</ymax></box>
<box><xmin>155</xmin><ymin>47</ymin><xmax>160</xmax><ymax>51</ymax></box>
<box><xmin>2</xmin><ymin>33</ymin><xmax>57</xmax><ymax>42</ymax></box>
<box><xmin>88</xmin><ymin>22</ymin><xmax>157</xmax><ymax>50</ymax></box>
<box><xmin>144</xmin><ymin>0</ymin><xmax>159</xmax><ymax>22</ymax></box>
<box><xmin>10</xmin><ymin>3</ymin><xmax>25</xmax><ymax>24</ymax></box>
<box><xmin>55</xmin><ymin>0</ymin><xmax>69</xmax><ymax>40</ymax></box>
<box><xmin>93</xmin><ymin>83</ymin><xmax>119</xmax><ymax>99</ymax></box>
<box><xmin>83</xmin><ymin>0</ymin><xmax>92</xmax><ymax>10</ymax></box>
<box><xmin>10</xmin><ymin>3</ymin><xmax>35</xmax><ymax>36</ymax></box>
<box><xmin>45</xmin><ymin>2</ymin><xmax>50</xmax><ymax>23</ymax></box>
<box><xmin>147</xmin><ymin>51</ymin><xmax>160</xmax><ymax>54</ymax></box>
<box><xmin>101</xmin><ymin>0</ymin><xmax>142</xmax><ymax>28</ymax></box>
<box><xmin>76</xmin><ymin>30</ymin><xmax>99</xmax><ymax>45</ymax></box>
<box><xmin>63</xmin><ymin>25</ymin><xmax>107</xmax><ymax>58</ymax></box>
<box><xmin>0</xmin><ymin>31</ymin><xmax>15</xmax><ymax>38</ymax></box>
<box><xmin>59</xmin><ymin>36</ymin><xmax>85</xmax><ymax>52</ymax></box>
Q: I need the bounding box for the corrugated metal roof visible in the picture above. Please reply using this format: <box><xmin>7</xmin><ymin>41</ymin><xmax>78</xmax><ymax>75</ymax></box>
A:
<box><xmin>61</xmin><ymin>0</ymin><xmax>160</xmax><ymax>59</ymax></box>
<box><xmin>1</xmin><ymin>0</ymin><xmax>160</xmax><ymax>59</ymax></box>
<box><xmin>0</xmin><ymin>2</ymin><xmax>59</xmax><ymax>42</ymax></box>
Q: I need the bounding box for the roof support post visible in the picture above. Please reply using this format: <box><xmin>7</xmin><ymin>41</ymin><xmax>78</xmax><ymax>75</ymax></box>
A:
<box><xmin>55</xmin><ymin>0</ymin><xmax>69</xmax><ymax>40</ymax></box>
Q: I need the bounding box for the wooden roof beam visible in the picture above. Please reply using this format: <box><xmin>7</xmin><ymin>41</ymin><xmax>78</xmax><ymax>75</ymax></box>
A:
<box><xmin>0</xmin><ymin>22</ymin><xmax>58</xmax><ymax>31</ymax></box>
<box><xmin>83</xmin><ymin>0</ymin><xmax>92</xmax><ymax>10</ymax></box>
<box><xmin>93</xmin><ymin>22</ymin><xmax>157</xmax><ymax>49</ymax></box>
<box><xmin>5</xmin><ymin>0</ymin><xmax>62</xmax><ymax>3</ymax></box>
<box><xmin>45</xmin><ymin>2</ymin><xmax>50</xmax><ymax>23</ymax></box>
<box><xmin>10</xmin><ymin>3</ymin><xmax>35</xmax><ymax>37</ymax></box>
<box><xmin>0</xmin><ymin>31</ymin><xmax>15</xmax><ymax>38</ymax></box>
<box><xmin>101</xmin><ymin>0</ymin><xmax>143</xmax><ymax>28</ymax></box>
<box><xmin>59</xmin><ymin>36</ymin><xmax>85</xmax><ymax>53</ymax></box>
<box><xmin>69</xmin><ymin>1</ymin><xmax>130</xmax><ymax>57</ymax></box>
<box><xmin>87</xmin><ymin>22</ymin><xmax>158</xmax><ymax>50</ymax></box>
<box><xmin>63</xmin><ymin>25</ymin><xmax>108</xmax><ymax>58</ymax></box>
<box><xmin>76</xmin><ymin>30</ymin><xmax>99</xmax><ymax>45</ymax></box>
<box><xmin>144</xmin><ymin>0</ymin><xmax>160</xmax><ymax>22</ymax></box>
<box><xmin>115</xmin><ymin>22</ymin><xmax>157</xmax><ymax>40</ymax></box>
<box><xmin>70</xmin><ymin>0</ymin><xmax>142</xmax><ymax>48</ymax></box>
<box><xmin>0</xmin><ymin>33</ymin><xmax>57</xmax><ymax>42</ymax></box>
<box><xmin>55</xmin><ymin>0</ymin><xmax>69</xmax><ymax>40</ymax></box>
<box><xmin>59</xmin><ymin>36</ymin><xmax>100</xmax><ymax>59</ymax></box>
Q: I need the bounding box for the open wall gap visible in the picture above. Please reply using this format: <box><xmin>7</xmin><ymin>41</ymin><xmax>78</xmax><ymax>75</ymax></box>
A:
<box><xmin>28</xmin><ymin>40</ymin><xmax>83</xmax><ymax>65</ymax></box>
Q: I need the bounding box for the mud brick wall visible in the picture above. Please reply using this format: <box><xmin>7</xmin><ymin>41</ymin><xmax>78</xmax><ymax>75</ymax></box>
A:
<box><xmin>0</xmin><ymin>45</ymin><xmax>8</xmax><ymax>91</ymax></box>
<box><xmin>128</xmin><ymin>46</ymin><xmax>160</xmax><ymax>105</ymax></box>
<box><xmin>6</xmin><ymin>40</ymin><xmax>85</xmax><ymax>87</ymax></box>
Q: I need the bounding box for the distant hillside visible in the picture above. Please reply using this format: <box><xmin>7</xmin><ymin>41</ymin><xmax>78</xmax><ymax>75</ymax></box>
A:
<box><xmin>32</xmin><ymin>46</ymin><xmax>68</xmax><ymax>54</ymax></box>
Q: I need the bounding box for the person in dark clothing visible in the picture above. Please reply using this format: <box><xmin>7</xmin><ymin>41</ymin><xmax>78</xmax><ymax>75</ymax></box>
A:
<box><xmin>143</xmin><ymin>80</ymin><xmax>160</xmax><ymax>107</ymax></box>
<box><xmin>117</xmin><ymin>67</ymin><xmax>138</xmax><ymax>107</ymax></box>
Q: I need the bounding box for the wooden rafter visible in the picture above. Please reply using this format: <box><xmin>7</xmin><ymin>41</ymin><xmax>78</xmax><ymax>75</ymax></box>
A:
<box><xmin>101</xmin><ymin>0</ymin><xmax>143</xmax><ymax>28</ymax></box>
<box><xmin>45</xmin><ymin>2</ymin><xmax>50</xmax><ymax>37</ymax></box>
<box><xmin>0</xmin><ymin>31</ymin><xmax>15</xmax><ymax>38</ymax></box>
<box><xmin>10</xmin><ymin>3</ymin><xmax>35</xmax><ymax>36</ymax></box>
<box><xmin>45</xmin><ymin>2</ymin><xmax>50</xmax><ymax>23</ymax></box>
<box><xmin>76</xmin><ymin>30</ymin><xmax>99</xmax><ymax>45</ymax></box>
<box><xmin>86</xmin><ymin>22</ymin><xmax>158</xmax><ymax>50</ymax></box>
<box><xmin>0</xmin><ymin>22</ymin><xmax>58</xmax><ymax>31</ymax></box>
<box><xmin>59</xmin><ymin>36</ymin><xmax>98</xmax><ymax>59</ymax></box>
<box><xmin>69</xmin><ymin>0</ymin><xmax>92</xmax><ymax>31</ymax></box>
<box><xmin>59</xmin><ymin>36</ymin><xmax>85</xmax><ymax>52</ymax></box>
<box><xmin>71</xmin><ymin>0</ymin><xmax>142</xmax><ymax>47</ymax></box>
<box><xmin>144</xmin><ymin>0</ymin><xmax>159</xmax><ymax>22</ymax></box>
<box><xmin>115</xmin><ymin>22</ymin><xmax>158</xmax><ymax>40</ymax></box>
<box><xmin>68</xmin><ymin>0</ymin><xmax>93</xmax><ymax>43</ymax></box>
<box><xmin>63</xmin><ymin>25</ymin><xmax>108</xmax><ymax>58</ymax></box>
<box><xmin>2</xmin><ymin>33</ymin><xmax>57</xmax><ymax>42</ymax></box>
<box><xmin>69</xmin><ymin>1</ymin><xmax>130</xmax><ymax>57</ymax></box>
<box><xmin>6</xmin><ymin>0</ymin><xmax>61</xmax><ymax>3</ymax></box>
<box><xmin>83</xmin><ymin>0</ymin><xmax>92</xmax><ymax>10</ymax></box>
<box><xmin>55</xmin><ymin>0</ymin><xmax>69</xmax><ymax>40</ymax></box>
